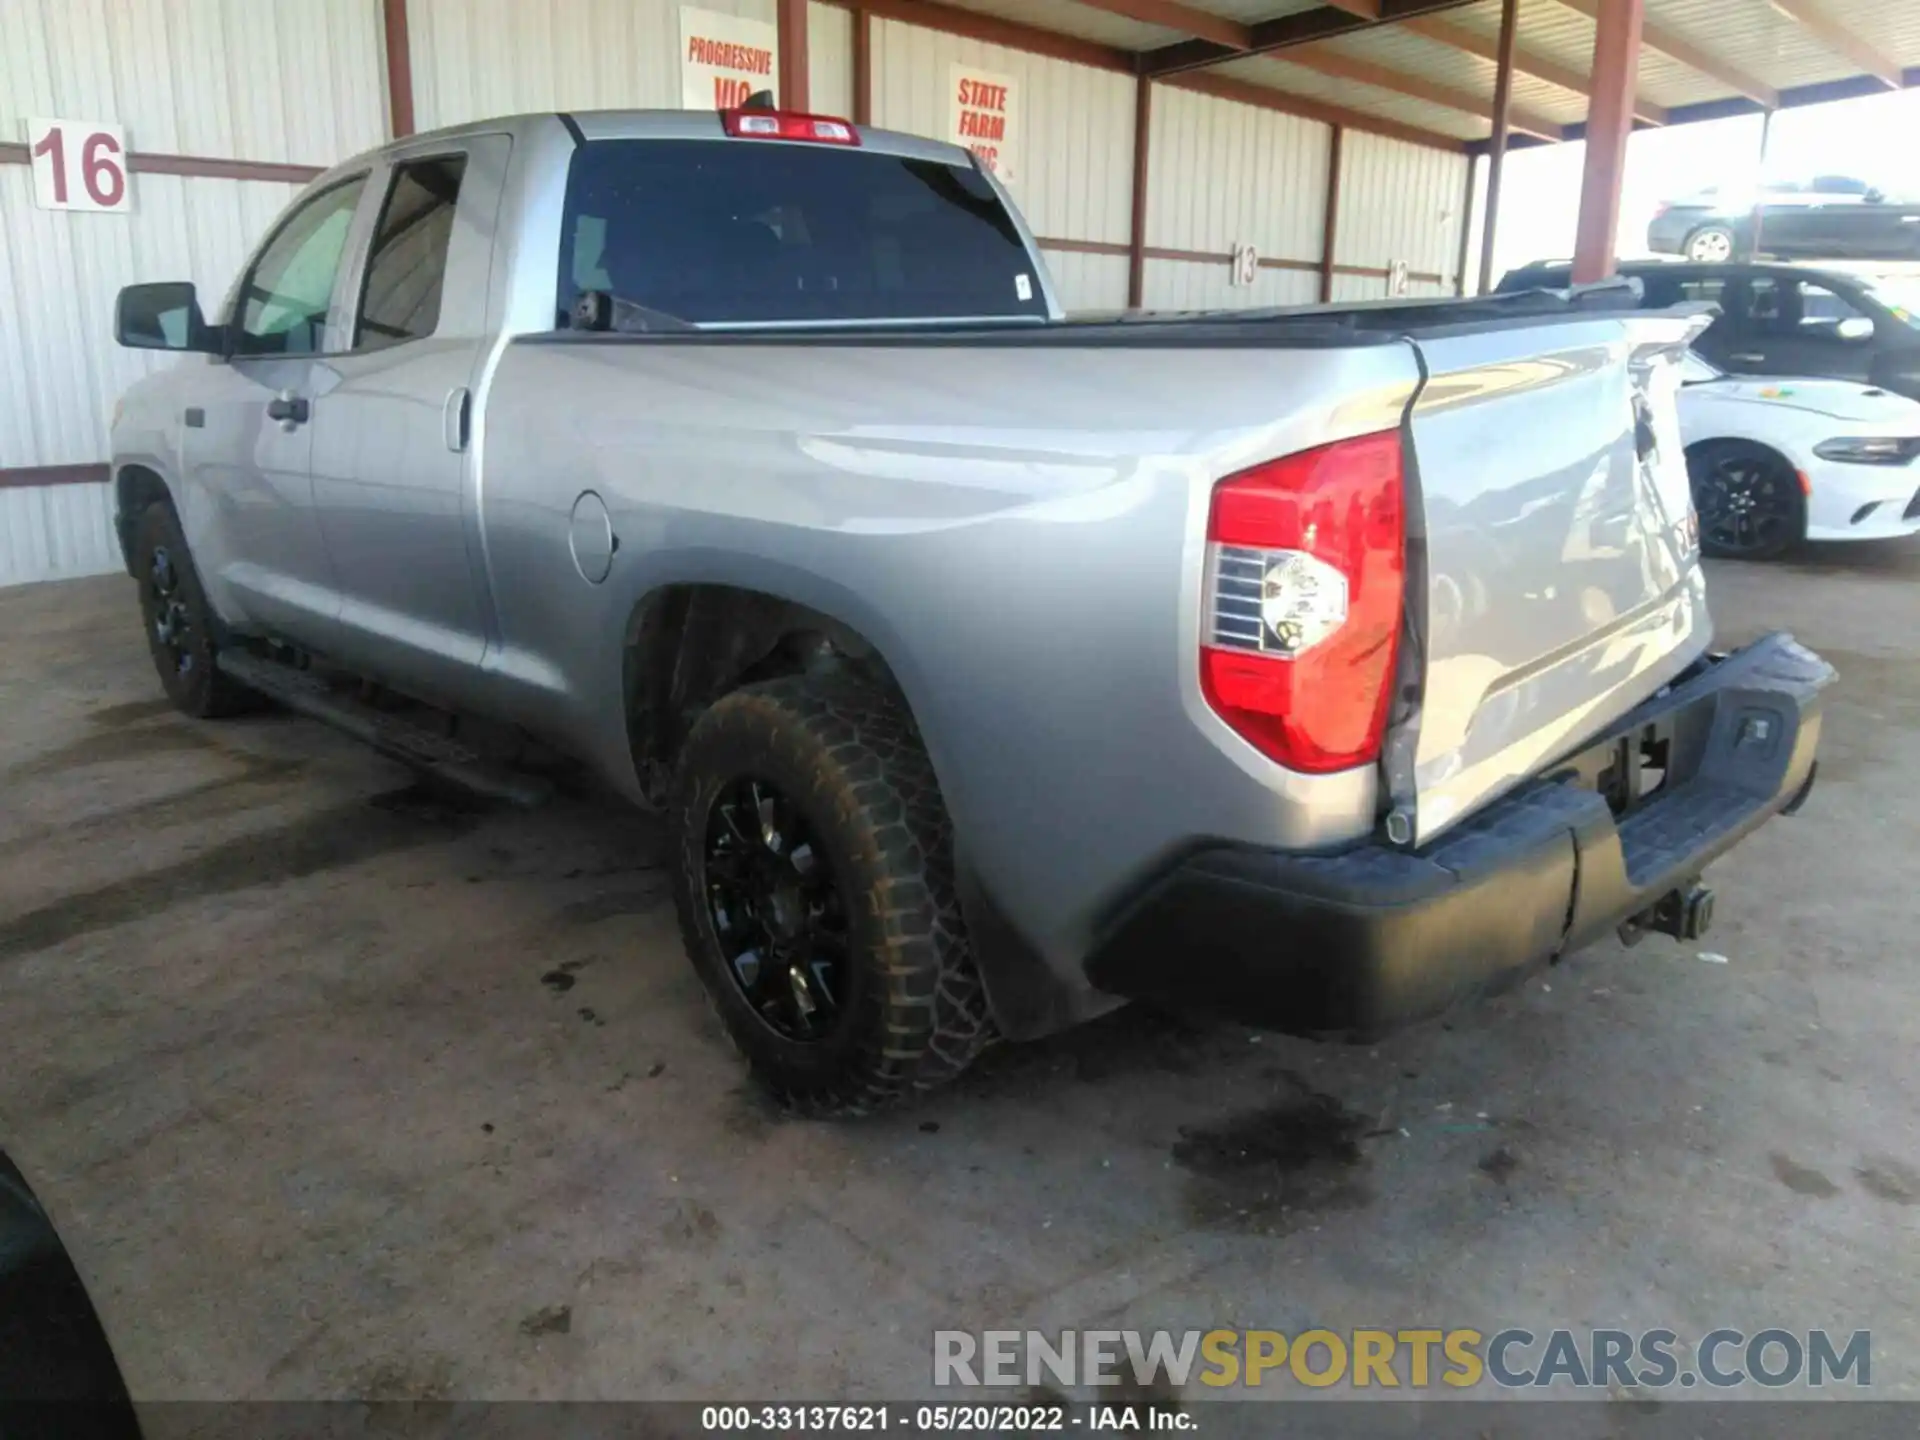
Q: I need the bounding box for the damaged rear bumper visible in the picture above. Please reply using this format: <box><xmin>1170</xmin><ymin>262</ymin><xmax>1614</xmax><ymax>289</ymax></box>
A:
<box><xmin>1084</xmin><ymin>632</ymin><xmax>1833</xmax><ymax>1038</ymax></box>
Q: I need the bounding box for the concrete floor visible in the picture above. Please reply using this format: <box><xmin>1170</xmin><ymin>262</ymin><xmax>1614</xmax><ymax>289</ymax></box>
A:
<box><xmin>2</xmin><ymin>552</ymin><xmax>1917</xmax><ymax>1410</ymax></box>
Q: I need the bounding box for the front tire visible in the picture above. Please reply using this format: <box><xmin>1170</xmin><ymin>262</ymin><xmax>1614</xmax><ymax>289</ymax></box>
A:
<box><xmin>670</xmin><ymin>674</ymin><xmax>994</xmax><ymax>1114</ymax></box>
<box><xmin>1688</xmin><ymin>440</ymin><xmax>1806</xmax><ymax>560</ymax></box>
<box><xmin>131</xmin><ymin>502</ymin><xmax>256</xmax><ymax>718</ymax></box>
<box><xmin>1684</xmin><ymin>224</ymin><xmax>1739</xmax><ymax>263</ymax></box>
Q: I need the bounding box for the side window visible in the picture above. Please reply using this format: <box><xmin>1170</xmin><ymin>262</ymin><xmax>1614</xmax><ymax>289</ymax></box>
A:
<box><xmin>1637</xmin><ymin>276</ymin><xmax>1682</xmax><ymax>308</ymax></box>
<box><xmin>234</xmin><ymin>178</ymin><xmax>367</xmax><ymax>358</ymax></box>
<box><xmin>1744</xmin><ymin>277</ymin><xmax>1786</xmax><ymax>333</ymax></box>
<box><xmin>355</xmin><ymin>155</ymin><xmax>468</xmax><ymax>351</ymax></box>
<box><xmin>1792</xmin><ymin>282</ymin><xmax>1865</xmax><ymax>338</ymax></box>
<box><xmin>1672</xmin><ymin>277</ymin><xmax>1729</xmax><ymax>335</ymax></box>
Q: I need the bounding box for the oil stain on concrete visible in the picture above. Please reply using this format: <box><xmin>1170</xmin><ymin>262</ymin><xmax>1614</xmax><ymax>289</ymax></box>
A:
<box><xmin>1172</xmin><ymin>1073</ymin><xmax>1374</xmax><ymax>1232</ymax></box>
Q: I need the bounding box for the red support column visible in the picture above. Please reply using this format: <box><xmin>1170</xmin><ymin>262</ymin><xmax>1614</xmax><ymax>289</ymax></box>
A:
<box><xmin>779</xmin><ymin>0</ymin><xmax>811</xmax><ymax>112</ymax></box>
<box><xmin>382</xmin><ymin>0</ymin><xmax>415</xmax><ymax>139</ymax></box>
<box><xmin>1126</xmin><ymin>72</ymin><xmax>1152</xmax><ymax>310</ymax></box>
<box><xmin>1571</xmin><ymin>0</ymin><xmax>1643</xmax><ymax>283</ymax></box>
<box><xmin>1454</xmin><ymin>157</ymin><xmax>1477</xmax><ymax>294</ymax></box>
<box><xmin>1318</xmin><ymin>125</ymin><xmax>1342</xmax><ymax>303</ymax></box>
<box><xmin>852</xmin><ymin>8</ymin><xmax>872</xmax><ymax>124</ymax></box>
<box><xmin>1476</xmin><ymin>0</ymin><xmax>1517</xmax><ymax>294</ymax></box>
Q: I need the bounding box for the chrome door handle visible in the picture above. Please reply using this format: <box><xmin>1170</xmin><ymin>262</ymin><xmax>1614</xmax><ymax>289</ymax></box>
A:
<box><xmin>266</xmin><ymin>390</ymin><xmax>309</xmax><ymax>427</ymax></box>
<box><xmin>1727</xmin><ymin>353</ymin><xmax>1766</xmax><ymax>364</ymax></box>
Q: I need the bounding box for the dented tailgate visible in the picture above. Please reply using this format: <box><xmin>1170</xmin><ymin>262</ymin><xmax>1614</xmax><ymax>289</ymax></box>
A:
<box><xmin>1387</xmin><ymin>311</ymin><xmax>1716</xmax><ymax>846</ymax></box>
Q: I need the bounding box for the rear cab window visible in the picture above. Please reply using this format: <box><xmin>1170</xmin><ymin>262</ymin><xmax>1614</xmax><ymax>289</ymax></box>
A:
<box><xmin>355</xmin><ymin>154</ymin><xmax>468</xmax><ymax>350</ymax></box>
<box><xmin>555</xmin><ymin>137</ymin><xmax>1049</xmax><ymax>326</ymax></box>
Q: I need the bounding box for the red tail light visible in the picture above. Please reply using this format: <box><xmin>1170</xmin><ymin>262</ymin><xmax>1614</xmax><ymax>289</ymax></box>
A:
<box><xmin>1199</xmin><ymin>430</ymin><xmax>1405</xmax><ymax>773</ymax></box>
<box><xmin>721</xmin><ymin>109</ymin><xmax>860</xmax><ymax>144</ymax></box>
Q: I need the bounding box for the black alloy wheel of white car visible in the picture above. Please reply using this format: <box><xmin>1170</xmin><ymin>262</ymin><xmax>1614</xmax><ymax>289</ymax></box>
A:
<box><xmin>1687</xmin><ymin>439</ymin><xmax>1806</xmax><ymax>561</ymax></box>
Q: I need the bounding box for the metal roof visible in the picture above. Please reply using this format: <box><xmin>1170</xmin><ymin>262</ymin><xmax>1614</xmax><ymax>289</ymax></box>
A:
<box><xmin>907</xmin><ymin>0</ymin><xmax>1920</xmax><ymax>151</ymax></box>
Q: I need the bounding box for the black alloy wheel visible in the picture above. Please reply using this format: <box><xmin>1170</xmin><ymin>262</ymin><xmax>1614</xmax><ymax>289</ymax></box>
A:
<box><xmin>146</xmin><ymin>543</ymin><xmax>197</xmax><ymax>684</ymax></box>
<box><xmin>131</xmin><ymin>502</ymin><xmax>256</xmax><ymax>717</ymax></box>
<box><xmin>1689</xmin><ymin>442</ymin><xmax>1804</xmax><ymax>560</ymax></box>
<box><xmin>702</xmin><ymin>775</ymin><xmax>850</xmax><ymax>1043</ymax></box>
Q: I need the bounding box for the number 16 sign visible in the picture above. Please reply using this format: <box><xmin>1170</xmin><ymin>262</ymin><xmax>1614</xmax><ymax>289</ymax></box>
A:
<box><xmin>26</xmin><ymin>118</ymin><xmax>131</xmax><ymax>213</ymax></box>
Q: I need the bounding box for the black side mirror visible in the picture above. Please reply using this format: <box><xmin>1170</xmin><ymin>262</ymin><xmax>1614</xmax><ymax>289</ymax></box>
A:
<box><xmin>115</xmin><ymin>282</ymin><xmax>219</xmax><ymax>353</ymax></box>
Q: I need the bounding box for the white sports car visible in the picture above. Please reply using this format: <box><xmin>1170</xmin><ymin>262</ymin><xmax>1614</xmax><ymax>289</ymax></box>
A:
<box><xmin>1677</xmin><ymin>352</ymin><xmax>1920</xmax><ymax>558</ymax></box>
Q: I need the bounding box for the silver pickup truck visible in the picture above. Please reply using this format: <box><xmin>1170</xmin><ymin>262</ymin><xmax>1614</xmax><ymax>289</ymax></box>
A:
<box><xmin>110</xmin><ymin>108</ymin><xmax>1832</xmax><ymax>1113</ymax></box>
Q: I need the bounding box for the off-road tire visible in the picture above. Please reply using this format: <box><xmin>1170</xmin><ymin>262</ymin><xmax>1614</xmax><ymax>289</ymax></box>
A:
<box><xmin>131</xmin><ymin>501</ymin><xmax>257</xmax><ymax>718</ymax></box>
<box><xmin>670</xmin><ymin>674</ymin><xmax>994</xmax><ymax>1114</ymax></box>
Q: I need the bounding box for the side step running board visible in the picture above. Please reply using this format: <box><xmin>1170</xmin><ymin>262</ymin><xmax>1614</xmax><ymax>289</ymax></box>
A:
<box><xmin>217</xmin><ymin>649</ymin><xmax>552</xmax><ymax>808</ymax></box>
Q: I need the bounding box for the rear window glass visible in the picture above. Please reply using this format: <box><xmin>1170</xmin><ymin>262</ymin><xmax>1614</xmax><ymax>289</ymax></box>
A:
<box><xmin>556</xmin><ymin>138</ymin><xmax>1048</xmax><ymax>326</ymax></box>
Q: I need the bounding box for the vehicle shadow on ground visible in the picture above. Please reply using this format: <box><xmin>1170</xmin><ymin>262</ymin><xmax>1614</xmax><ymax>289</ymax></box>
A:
<box><xmin>1767</xmin><ymin>536</ymin><xmax>1920</xmax><ymax>576</ymax></box>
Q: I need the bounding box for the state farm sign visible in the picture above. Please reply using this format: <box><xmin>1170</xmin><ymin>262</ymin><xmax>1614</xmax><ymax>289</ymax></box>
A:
<box><xmin>680</xmin><ymin>6</ymin><xmax>779</xmax><ymax>110</ymax></box>
<box><xmin>949</xmin><ymin>63</ymin><xmax>1017</xmax><ymax>184</ymax></box>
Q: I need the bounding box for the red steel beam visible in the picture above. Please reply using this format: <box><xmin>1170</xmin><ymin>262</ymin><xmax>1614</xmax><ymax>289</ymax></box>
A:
<box><xmin>1281</xmin><ymin>44</ymin><xmax>1563</xmax><ymax>139</ymax></box>
<box><xmin>1319</xmin><ymin>125</ymin><xmax>1343</xmax><ymax>302</ymax></box>
<box><xmin>1552</xmin><ymin>0</ymin><xmax>1775</xmax><ymax>105</ymax></box>
<box><xmin>1477</xmin><ymin>0</ymin><xmax>1517</xmax><ymax>294</ymax></box>
<box><xmin>1143</xmin><ymin>0</ymin><xmax>1482</xmax><ymax>78</ymax></box>
<box><xmin>779</xmin><ymin>0</ymin><xmax>811</xmax><ymax>110</ymax></box>
<box><xmin>834</xmin><ymin>0</ymin><xmax>1134</xmax><ymax>73</ymax></box>
<box><xmin>382</xmin><ymin>0</ymin><xmax>415</xmax><ymax>138</ymax></box>
<box><xmin>1453</xmin><ymin>153</ymin><xmax>1477</xmax><ymax>293</ymax></box>
<box><xmin>1401</xmin><ymin>15</ymin><xmax>1668</xmax><ymax>123</ymax></box>
<box><xmin>853</xmin><ymin>7</ymin><xmax>872</xmax><ymax>123</ymax></box>
<box><xmin>1571</xmin><ymin>0</ymin><xmax>1642</xmax><ymax>282</ymax></box>
<box><xmin>1128</xmin><ymin>74</ymin><xmax>1153</xmax><ymax>309</ymax></box>
<box><xmin>1067</xmin><ymin>0</ymin><xmax>1252</xmax><ymax>49</ymax></box>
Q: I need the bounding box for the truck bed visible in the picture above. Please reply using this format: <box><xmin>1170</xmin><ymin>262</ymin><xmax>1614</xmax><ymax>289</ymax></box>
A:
<box><xmin>478</xmin><ymin>285</ymin><xmax>1714</xmax><ymax>969</ymax></box>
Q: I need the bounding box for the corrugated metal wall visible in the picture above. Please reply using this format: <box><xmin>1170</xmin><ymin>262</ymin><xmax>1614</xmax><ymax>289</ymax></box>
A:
<box><xmin>407</xmin><ymin>0</ymin><xmax>851</xmax><ymax>129</ymax></box>
<box><xmin>1141</xmin><ymin>83</ymin><xmax>1328</xmax><ymax>312</ymax></box>
<box><xmin>0</xmin><ymin>485</ymin><xmax>123</xmax><ymax>588</ymax></box>
<box><xmin>410</xmin><ymin>0</ymin><xmax>771</xmax><ymax>129</ymax></box>
<box><xmin>1328</xmin><ymin>129</ymin><xmax>1468</xmax><ymax>300</ymax></box>
<box><xmin>0</xmin><ymin>0</ymin><xmax>385</xmax><ymax>587</ymax></box>
<box><xmin>0</xmin><ymin>0</ymin><xmax>387</xmax><ymax>163</ymax></box>
<box><xmin>867</xmin><ymin>18</ymin><xmax>1135</xmax><ymax>314</ymax></box>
